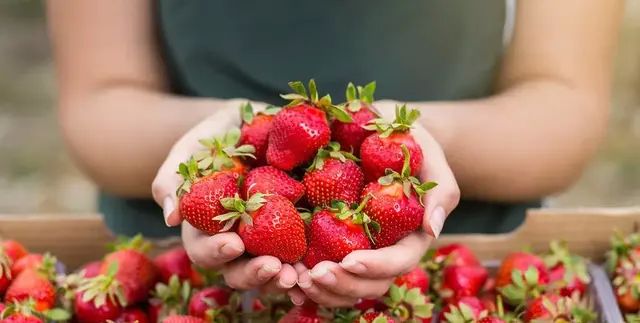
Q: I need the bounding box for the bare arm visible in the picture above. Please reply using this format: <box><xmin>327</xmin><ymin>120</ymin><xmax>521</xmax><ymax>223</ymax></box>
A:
<box><xmin>47</xmin><ymin>0</ymin><xmax>234</xmax><ymax>197</ymax></box>
<box><xmin>390</xmin><ymin>0</ymin><xmax>623</xmax><ymax>202</ymax></box>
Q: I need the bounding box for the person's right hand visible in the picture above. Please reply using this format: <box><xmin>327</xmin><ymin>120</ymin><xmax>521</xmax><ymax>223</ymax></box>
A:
<box><xmin>151</xmin><ymin>99</ymin><xmax>299</xmax><ymax>294</ymax></box>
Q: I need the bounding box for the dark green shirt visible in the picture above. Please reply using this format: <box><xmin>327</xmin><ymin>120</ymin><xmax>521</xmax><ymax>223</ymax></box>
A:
<box><xmin>100</xmin><ymin>0</ymin><xmax>540</xmax><ymax>237</ymax></box>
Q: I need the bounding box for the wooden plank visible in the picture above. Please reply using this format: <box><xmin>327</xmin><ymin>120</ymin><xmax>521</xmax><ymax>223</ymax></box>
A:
<box><xmin>1</xmin><ymin>207</ymin><xmax>639</xmax><ymax>268</ymax></box>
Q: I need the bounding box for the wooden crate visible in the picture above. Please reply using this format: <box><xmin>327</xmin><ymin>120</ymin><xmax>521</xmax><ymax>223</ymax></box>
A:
<box><xmin>1</xmin><ymin>207</ymin><xmax>639</xmax><ymax>268</ymax></box>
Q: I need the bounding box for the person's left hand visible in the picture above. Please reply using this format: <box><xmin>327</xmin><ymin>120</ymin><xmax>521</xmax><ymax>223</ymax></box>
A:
<box><xmin>290</xmin><ymin>104</ymin><xmax>460</xmax><ymax>307</ymax></box>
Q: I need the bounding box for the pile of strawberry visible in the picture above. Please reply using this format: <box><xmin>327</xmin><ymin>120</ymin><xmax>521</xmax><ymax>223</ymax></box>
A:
<box><xmin>606</xmin><ymin>232</ymin><xmax>640</xmax><ymax>321</ymax></box>
<box><xmin>177</xmin><ymin>79</ymin><xmax>436</xmax><ymax>266</ymax></box>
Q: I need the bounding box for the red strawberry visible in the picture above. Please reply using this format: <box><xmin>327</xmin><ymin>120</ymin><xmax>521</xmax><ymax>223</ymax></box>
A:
<box><xmin>361</xmin><ymin>146</ymin><xmax>436</xmax><ymax>247</ymax></box>
<box><xmin>303</xmin><ymin>142</ymin><xmax>365</xmax><ymax>208</ymax></box>
<box><xmin>439</xmin><ymin>265</ymin><xmax>488</xmax><ymax>302</ymax></box>
<box><xmin>100</xmin><ymin>235</ymin><xmax>158</xmax><ymax>305</ymax></box>
<box><xmin>5</xmin><ymin>255</ymin><xmax>57</xmax><ymax>312</ymax></box>
<box><xmin>75</xmin><ymin>263</ymin><xmax>127</xmax><ymax>323</ymax></box>
<box><xmin>496</xmin><ymin>252</ymin><xmax>549</xmax><ymax>306</ymax></box>
<box><xmin>303</xmin><ymin>198</ymin><xmax>375</xmax><ymax>268</ymax></box>
<box><xmin>354</xmin><ymin>299</ymin><xmax>388</xmax><ymax>313</ymax></box>
<box><xmin>219</xmin><ymin>193</ymin><xmax>307</xmax><ymax>263</ymax></box>
<box><xmin>116</xmin><ymin>307</ymin><xmax>149</xmax><ymax>323</ymax></box>
<box><xmin>332</xmin><ymin>82</ymin><xmax>378</xmax><ymax>154</ymax></box>
<box><xmin>1</xmin><ymin>314</ymin><xmax>43</xmax><ymax>323</ymax></box>
<box><xmin>177</xmin><ymin>158</ymin><xmax>240</xmax><ymax>235</ymax></box>
<box><xmin>188</xmin><ymin>287</ymin><xmax>233</xmax><ymax>319</ymax></box>
<box><xmin>356</xmin><ymin>312</ymin><xmax>396</xmax><ymax>323</ymax></box>
<box><xmin>79</xmin><ymin>261</ymin><xmax>103</xmax><ymax>279</ymax></box>
<box><xmin>1</xmin><ymin>240</ymin><xmax>27</xmax><ymax>263</ymax></box>
<box><xmin>440</xmin><ymin>296</ymin><xmax>486</xmax><ymax>322</ymax></box>
<box><xmin>1</xmin><ymin>249</ymin><xmax>11</xmax><ymax>294</ymax></box>
<box><xmin>0</xmin><ymin>298</ymin><xmax>68</xmax><ymax>323</ymax></box>
<box><xmin>154</xmin><ymin>247</ymin><xmax>203</xmax><ymax>288</ymax></box>
<box><xmin>612</xmin><ymin>253</ymin><xmax>640</xmax><ymax>312</ymax></box>
<box><xmin>148</xmin><ymin>275</ymin><xmax>192</xmax><ymax>323</ymax></box>
<box><xmin>384</xmin><ymin>284</ymin><xmax>433</xmax><ymax>322</ymax></box>
<box><xmin>433</xmin><ymin>243</ymin><xmax>481</xmax><ymax>267</ymax></box>
<box><xmin>242</xmin><ymin>166</ymin><xmax>305</xmax><ymax>203</ymax></box>
<box><xmin>360</xmin><ymin>105</ymin><xmax>423</xmax><ymax>182</ymax></box>
<box><xmin>11</xmin><ymin>254</ymin><xmax>43</xmax><ymax>277</ymax></box>
<box><xmin>0</xmin><ymin>302</ymin><xmax>5</xmax><ymax>312</ymax></box>
<box><xmin>239</xmin><ymin>102</ymin><xmax>280</xmax><ymax>166</ymax></box>
<box><xmin>544</xmin><ymin>241</ymin><xmax>589</xmax><ymax>297</ymax></box>
<box><xmin>523</xmin><ymin>294</ymin><xmax>595</xmax><ymax>322</ymax></box>
<box><xmin>478</xmin><ymin>317</ymin><xmax>506</xmax><ymax>323</ymax></box>
<box><xmin>194</xmin><ymin>127</ymin><xmax>255</xmax><ymax>179</ymax></box>
<box><xmin>268</xmin><ymin>79</ymin><xmax>352</xmax><ymax>171</ymax></box>
<box><xmin>279</xmin><ymin>302</ymin><xmax>326</xmax><ymax>323</ymax></box>
<box><xmin>394</xmin><ymin>267</ymin><xmax>430</xmax><ymax>294</ymax></box>
<box><xmin>162</xmin><ymin>314</ymin><xmax>207</xmax><ymax>323</ymax></box>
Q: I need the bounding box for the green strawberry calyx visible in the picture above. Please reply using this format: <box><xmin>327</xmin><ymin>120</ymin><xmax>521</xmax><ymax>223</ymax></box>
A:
<box><xmin>195</xmin><ymin>127</ymin><xmax>255</xmax><ymax>174</ymax></box>
<box><xmin>215</xmin><ymin>193</ymin><xmax>269</xmax><ymax>231</ymax></box>
<box><xmin>499</xmin><ymin>266</ymin><xmax>545</xmax><ymax>305</ymax></box>
<box><xmin>344</xmin><ymin>81</ymin><xmax>377</xmax><ymax>113</ymax></box>
<box><xmin>612</xmin><ymin>252</ymin><xmax>640</xmax><ymax>301</ymax></box>
<box><xmin>330</xmin><ymin>195</ymin><xmax>380</xmax><ymax>243</ymax></box>
<box><xmin>77</xmin><ymin>262</ymin><xmax>128</xmax><ymax>309</ymax></box>
<box><xmin>240</xmin><ymin>102</ymin><xmax>281</xmax><ymax>124</ymax></box>
<box><xmin>280</xmin><ymin>79</ymin><xmax>353</xmax><ymax>123</ymax></box>
<box><xmin>363</xmin><ymin>104</ymin><xmax>420</xmax><ymax>138</ymax></box>
<box><xmin>151</xmin><ymin>274</ymin><xmax>192</xmax><ymax>317</ymax></box>
<box><xmin>540</xmin><ymin>294</ymin><xmax>596</xmax><ymax>323</ymax></box>
<box><xmin>0</xmin><ymin>249</ymin><xmax>11</xmax><ymax>280</ymax></box>
<box><xmin>544</xmin><ymin>240</ymin><xmax>591</xmax><ymax>287</ymax></box>
<box><xmin>606</xmin><ymin>231</ymin><xmax>640</xmax><ymax>274</ymax></box>
<box><xmin>110</xmin><ymin>233</ymin><xmax>152</xmax><ymax>254</ymax></box>
<box><xmin>0</xmin><ymin>299</ymin><xmax>71</xmax><ymax>322</ymax></box>
<box><xmin>359</xmin><ymin>313</ymin><xmax>393</xmax><ymax>323</ymax></box>
<box><xmin>443</xmin><ymin>302</ymin><xmax>488</xmax><ymax>323</ymax></box>
<box><xmin>177</xmin><ymin>157</ymin><xmax>203</xmax><ymax>196</ymax></box>
<box><xmin>384</xmin><ymin>284</ymin><xmax>434</xmax><ymax>320</ymax></box>
<box><xmin>307</xmin><ymin>142</ymin><xmax>359</xmax><ymax>171</ymax></box>
<box><xmin>36</xmin><ymin>253</ymin><xmax>59</xmax><ymax>281</ymax></box>
<box><xmin>377</xmin><ymin>145</ymin><xmax>436</xmax><ymax>203</ymax></box>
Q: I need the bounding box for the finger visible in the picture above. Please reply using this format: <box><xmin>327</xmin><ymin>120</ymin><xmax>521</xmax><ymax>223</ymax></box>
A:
<box><xmin>309</xmin><ymin>261</ymin><xmax>392</xmax><ymax>299</ymax></box>
<box><xmin>412</xmin><ymin>126</ymin><xmax>461</xmax><ymax>238</ymax></box>
<box><xmin>296</xmin><ymin>266</ymin><xmax>358</xmax><ymax>307</ymax></box>
<box><xmin>259</xmin><ymin>264</ymin><xmax>298</xmax><ymax>294</ymax></box>
<box><xmin>182</xmin><ymin>224</ymin><xmax>244</xmax><ymax>268</ymax></box>
<box><xmin>287</xmin><ymin>288</ymin><xmax>307</xmax><ymax>306</ymax></box>
<box><xmin>221</xmin><ymin>255</ymin><xmax>282</xmax><ymax>290</ymax></box>
<box><xmin>340</xmin><ymin>232</ymin><xmax>432</xmax><ymax>278</ymax></box>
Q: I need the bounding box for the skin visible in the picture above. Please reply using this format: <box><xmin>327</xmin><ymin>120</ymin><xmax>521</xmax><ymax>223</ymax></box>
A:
<box><xmin>47</xmin><ymin>0</ymin><xmax>622</xmax><ymax>307</ymax></box>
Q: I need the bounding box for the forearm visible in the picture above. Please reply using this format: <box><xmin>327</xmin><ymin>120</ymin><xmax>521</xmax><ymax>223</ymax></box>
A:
<box><xmin>58</xmin><ymin>86</ymin><xmax>232</xmax><ymax>197</ymax></box>
<box><xmin>406</xmin><ymin>81</ymin><xmax>609</xmax><ymax>202</ymax></box>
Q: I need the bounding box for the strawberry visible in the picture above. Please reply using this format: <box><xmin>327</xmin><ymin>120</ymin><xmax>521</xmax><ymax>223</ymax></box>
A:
<box><xmin>523</xmin><ymin>294</ymin><xmax>595</xmax><ymax>322</ymax></box>
<box><xmin>242</xmin><ymin>166</ymin><xmax>305</xmax><ymax>203</ymax></box>
<box><xmin>356</xmin><ymin>312</ymin><xmax>396</xmax><ymax>323</ymax></box>
<box><xmin>383</xmin><ymin>284</ymin><xmax>433</xmax><ymax>322</ymax></box>
<box><xmin>478</xmin><ymin>318</ymin><xmax>506</xmax><ymax>323</ymax></box>
<box><xmin>193</xmin><ymin>127</ymin><xmax>255</xmax><ymax>179</ymax></box>
<box><xmin>177</xmin><ymin>158</ymin><xmax>240</xmax><ymax>235</ymax></box>
<box><xmin>1</xmin><ymin>240</ymin><xmax>27</xmax><ymax>263</ymax></box>
<box><xmin>0</xmin><ymin>302</ymin><xmax>5</xmax><ymax>312</ymax></box>
<box><xmin>394</xmin><ymin>266</ymin><xmax>430</xmax><ymax>294</ymax></box>
<box><xmin>0</xmin><ymin>249</ymin><xmax>11</xmax><ymax>295</ymax></box>
<box><xmin>75</xmin><ymin>263</ymin><xmax>127</xmax><ymax>323</ymax></box>
<box><xmin>303</xmin><ymin>142</ymin><xmax>365</xmax><ymax>208</ymax></box>
<box><xmin>99</xmin><ymin>235</ymin><xmax>158</xmax><ymax>305</ymax></box>
<box><xmin>496</xmin><ymin>252</ymin><xmax>549</xmax><ymax>306</ymax></box>
<box><xmin>612</xmin><ymin>253</ymin><xmax>640</xmax><ymax>312</ymax></box>
<box><xmin>606</xmin><ymin>232</ymin><xmax>640</xmax><ymax>274</ymax></box>
<box><xmin>239</xmin><ymin>102</ymin><xmax>280</xmax><ymax>166</ymax></box>
<box><xmin>5</xmin><ymin>254</ymin><xmax>57</xmax><ymax>312</ymax></box>
<box><xmin>218</xmin><ymin>193</ymin><xmax>307</xmax><ymax>263</ymax></box>
<box><xmin>354</xmin><ymin>299</ymin><xmax>388</xmax><ymax>313</ymax></box>
<box><xmin>0</xmin><ymin>299</ymin><xmax>69</xmax><ymax>323</ymax></box>
<box><xmin>79</xmin><ymin>260</ymin><xmax>102</xmax><ymax>279</ymax></box>
<box><xmin>10</xmin><ymin>254</ymin><xmax>43</xmax><ymax>277</ymax></box>
<box><xmin>302</xmin><ymin>198</ymin><xmax>375</xmax><ymax>268</ymax></box>
<box><xmin>268</xmin><ymin>79</ymin><xmax>352</xmax><ymax>171</ymax></box>
<box><xmin>188</xmin><ymin>287</ymin><xmax>236</xmax><ymax>320</ymax></box>
<box><xmin>154</xmin><ymin>247</ymin><xmax>203</xmax><ymax>288</ymax></box>
<box><xmin>116</xmin><ymin>307</ymin><xmax>149</xmax><ymax>323</ymax></box>
<box><xmin>279</xmin><ymin>302</ymin><xmax>326</xmax><ymax>323</ymax></box>
<box><xmin>162</xmin><ymin>314</ymin><xmax>208</xmax><ymax>323</ymax></box>
<box><xmin>360</xmin><ymin>104</ymin><xmax>423</xmax><ymax>182</ymax></box>
<box><xmin>544</xmin><ymin>241</ymin><xmax>590</xmax><ymax>297</ymax></box>
<box><xmin>148</xmin><ymin>275</ymin><xmax>192</xmax><ymax>323</ymax></box>
<box><xmin>433</xmin><ymin>243</ymin><xmax>482</xmax><ymax>267</ymax></box>
<box><xmin>440</xmin><ymin>296</ymin><xmax>487</xmax><ymax>323</ymax></box>
<box><xmin>361</xmin><ymin>146</ymin><xmax>436</xmax><ymax>247</ymax></box>
<box><xmin>439</xmin><ymin>265</ymin><xmax>488</xmax><ymax>302</ymax></box>
<box><xmin>331</xmin><ymin>82</ymin><xmax>378</xmax><ymax>154</ymax></box>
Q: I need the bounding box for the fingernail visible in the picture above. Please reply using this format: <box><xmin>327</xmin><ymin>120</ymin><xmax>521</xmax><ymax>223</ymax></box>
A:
<box><xmin>279</xmin><ymin>277</ymin><xmax>296</xmax><ymax>289</ymax></box>
<box><xmin>429</xmin><ymin>206</ymin><xmax>446</xmax><ymax>238</ymax></box>
<box><xmin>258</xmin><ymin>264</ymin><xmax>281</xmax><ymax>279</ymax></box>
<box><xmin>311</xmin><ymin>267</ymin><xmax>336</xmax><ymax>286</ymax></box>
<box><xmin>340</xmin><ymin>259</ymin><xmax>366</xmax><ymax>274</ymax></box>
<box><xmin>220</xmin><ymin>243</ymin><xmax>243</xmax><ymax>257</ymax></box>
<box><xmin>289</xmin><ymin>293</ymin><xmax>305</xmax><ymax>306</ymax></box>
<box><xmin>162</xmin><ymin>196</ymin><xmax>175</xmax><ymax>226</ymax></box>
<box><xmin>297</xmin><ymin>271</ymin><xmax>312</xmax><ymax>289</ymax></box>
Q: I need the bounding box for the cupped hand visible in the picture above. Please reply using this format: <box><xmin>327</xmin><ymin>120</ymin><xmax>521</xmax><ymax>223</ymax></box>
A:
<box><xmin>294</xmin><ymin>101</ymin><xmax>460</xmax><ymax>307</ymax></box>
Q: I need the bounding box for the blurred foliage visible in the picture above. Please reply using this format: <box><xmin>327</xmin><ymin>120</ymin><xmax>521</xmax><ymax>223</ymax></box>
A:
<box><xmin>0</xmin><ymin>1</ymin><xmax>637</xmax><ymax>213</ymax></box>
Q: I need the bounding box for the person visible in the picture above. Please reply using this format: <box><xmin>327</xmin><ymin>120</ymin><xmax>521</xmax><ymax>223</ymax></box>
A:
<box><xmin>47</xmin><ymin>0</ymin><xmax>622</xmax><ymax>307</ymax></box>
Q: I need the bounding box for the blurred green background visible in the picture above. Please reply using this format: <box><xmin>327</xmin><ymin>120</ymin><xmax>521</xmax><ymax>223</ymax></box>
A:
<box><xmin>0</xmin><ymin>2</ymin><xmax>638</xmax><ymax>214</ymax></box>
